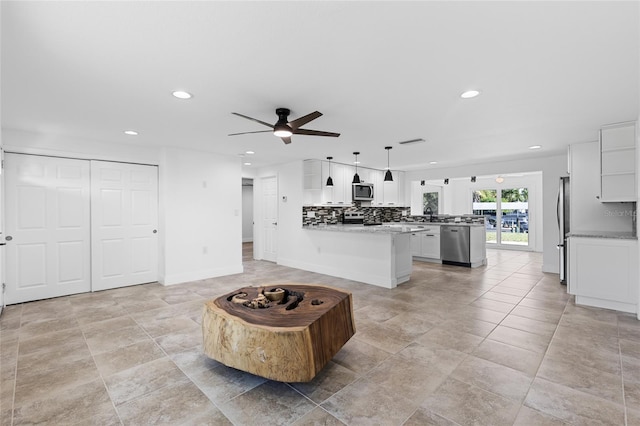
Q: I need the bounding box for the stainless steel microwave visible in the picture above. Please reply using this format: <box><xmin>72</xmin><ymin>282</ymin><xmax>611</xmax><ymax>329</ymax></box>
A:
<box><xmin>352</xmin><ymin>183</ymin><xmax>374</xmax><ymax>201</ymax></box>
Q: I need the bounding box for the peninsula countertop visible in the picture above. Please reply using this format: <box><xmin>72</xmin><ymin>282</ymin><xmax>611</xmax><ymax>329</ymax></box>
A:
<box><xmin>303</xmin><ymin>222</ymin><xmax>484</xmax><ymax>234</ymax></box>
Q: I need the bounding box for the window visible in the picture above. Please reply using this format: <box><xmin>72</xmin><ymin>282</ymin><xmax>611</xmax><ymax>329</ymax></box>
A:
<box><xmin>473</xmin><ymin>187</ymin><xmax>529</xmax><ymax>247</ymax></box>
<box><xmin>423</xmin><ymin>192</ymin><xmax>439</xmax><ymax>215</ymax></box>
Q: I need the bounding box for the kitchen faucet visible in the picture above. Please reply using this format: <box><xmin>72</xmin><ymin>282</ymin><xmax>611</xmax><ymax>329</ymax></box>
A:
<box><xmin>425</xmin><ymin>206</ymin><xmax>433</xmax><ymax>222</ymax></box>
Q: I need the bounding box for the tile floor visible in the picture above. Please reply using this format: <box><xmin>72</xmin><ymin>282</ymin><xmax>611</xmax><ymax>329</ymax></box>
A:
<box><xmin>1</xmin><ymin>244</ymin><xmax>639</xmax><ymax>425</ymax></box>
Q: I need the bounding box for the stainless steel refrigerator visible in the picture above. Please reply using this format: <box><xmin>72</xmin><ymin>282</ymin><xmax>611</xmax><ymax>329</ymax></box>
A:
<box><xmin>557</xmin><ymin>176</ymin><xmax>570</xmax><ymax>285</ymax></box>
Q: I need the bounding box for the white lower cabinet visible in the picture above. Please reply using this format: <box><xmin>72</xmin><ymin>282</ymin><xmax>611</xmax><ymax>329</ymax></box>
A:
<box><xmin>411</xmin><ymin>225</ymin><xmax>441</xmax><ymax>260</ymax></box>
<box><xmin>569</xmin><ymin>236</ymin><xmax>638</xmax><ymax>314</ymax></box>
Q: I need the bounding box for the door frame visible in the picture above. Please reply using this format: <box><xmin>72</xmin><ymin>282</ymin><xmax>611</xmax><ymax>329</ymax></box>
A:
<box><xmin>254</xmin><ymin>175</ymin><xmax>278</xmax><ymax>262</ymax></box>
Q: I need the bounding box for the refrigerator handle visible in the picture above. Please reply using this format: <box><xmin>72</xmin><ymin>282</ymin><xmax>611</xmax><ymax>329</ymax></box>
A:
<box><xmin>556</xmin><ymin>187</ymin><xmax>561</xmax><ymax>234</ymax></box>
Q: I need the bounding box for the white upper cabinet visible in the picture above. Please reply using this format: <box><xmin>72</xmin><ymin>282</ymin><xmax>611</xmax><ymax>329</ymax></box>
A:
<box><xmin>304</xmin><ymin>159</ymin><xmax>407</xmax><ymax>206</ymax></box>
<box><xmin>382</xmin><ymin>171</ymin><xmax>405</xmax><ymax>206</ymax></box>
<box><xmin>370</xmin><ymin>170</ymin><xmax>384</xmax><ymax>206</ymax></box>
<box><xmin>599</xmin><ymin>121</ymin><xmax>636</xmax><ymax>202</ymax></box>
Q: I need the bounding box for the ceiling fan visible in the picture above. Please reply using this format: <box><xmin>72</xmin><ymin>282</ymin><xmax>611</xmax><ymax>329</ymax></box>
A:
<box><xmin>229</xmin><ymin>108</ymin><xmax>340</xmax><ymax>144</ymax></box>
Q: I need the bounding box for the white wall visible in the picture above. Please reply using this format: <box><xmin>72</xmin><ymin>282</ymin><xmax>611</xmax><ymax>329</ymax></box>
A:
<box><xmin>570</xmin><ymin>140</ymin><xmax>635</xmax><ymax>233</ymax></box>
<box><xmin>242</xmin><ymin>183</ymin><xmax>253</xmax><ymax>242</ymax></box>
<box><xmin>2</xmin><ymin>129</ymin><xmax>244</xmax><ymax>288</ymax></box>
<box><xmin>159</xmin><ymin>147</ymin><xmax>243</xmax><ymax>284</ymax></box>
<box><xmin>405</xmin><ymin>153</ymin><xmax>567</xmax><ymax>274</ymax></box>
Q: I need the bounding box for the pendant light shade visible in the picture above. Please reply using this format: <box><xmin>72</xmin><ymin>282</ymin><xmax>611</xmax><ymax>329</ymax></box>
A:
<box><xmin>326</xmin><ymin>157</ymin><xmax>334</xmax><ymax>186</ymax></box>
<box><xmin>384</xmin><ymin>146</ymin><xmax>393</xmax><ymax>182</ymax></box>
<box><xmin>352</xmin><ymin>152</ymin><xmax>360</xmax><ymax>184</ymax></box>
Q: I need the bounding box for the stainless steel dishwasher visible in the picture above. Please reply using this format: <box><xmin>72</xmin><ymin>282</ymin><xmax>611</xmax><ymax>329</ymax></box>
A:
<box><xmin>440</xmin><ymin>225</ymin><xmax>471</xmax><ymax>266</ymax></box>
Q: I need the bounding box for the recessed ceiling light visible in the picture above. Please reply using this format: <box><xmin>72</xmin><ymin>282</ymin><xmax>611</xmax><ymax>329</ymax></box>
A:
<box><xmin>245</xmin><ymin>151</ymin><xmax>255</xmax><ymax>155</ymax></box>
<box><xmin>124</xmin><ymin>130</ymin><xmax>138</xmax><ymax>136</ymax></box>
<box><xmin>243</xmin><ymin>162</ymin><xmax>251</xmax><ymax>166</ymax></box>
<box><xmin>429</xmin><ymin>161</ymin><xmax>438</xmax><ymax>165</ymax></box>
<box><xmin>461</xmin><ymin>90</ymin><xmax>480</xmax><ymax>99</ymax></box>
<box><xmin>529</xmin><ymin>145</ymin><xmax>542</xmax><ymax>150</ymax></box>
<box><xmin>172</xmin><ymin>90</ymin><xmax>192</xmax><ymax>99</ymax></box>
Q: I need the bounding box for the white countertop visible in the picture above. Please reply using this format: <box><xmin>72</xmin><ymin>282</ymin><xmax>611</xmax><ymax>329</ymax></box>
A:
<box><xmin>303</xmin><ymin>224</ymin><xmax>429</xmax><ymax>234</ymax></box>
<box><xmin>567</xmin><ymin>231</ymin><xmax>637</xmax><ymax>240</ymax></box>
<box><xmin>303</xmin><ymin>221</ymin><xmax>484</xmax><ymax>233</ymax></box>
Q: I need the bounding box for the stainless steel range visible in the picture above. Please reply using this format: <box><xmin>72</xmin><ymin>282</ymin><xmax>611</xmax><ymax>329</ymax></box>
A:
<box><xmin>343</xmin><ymin>211</ymin><xmax>364</xmax><ymax>225</ymax></box>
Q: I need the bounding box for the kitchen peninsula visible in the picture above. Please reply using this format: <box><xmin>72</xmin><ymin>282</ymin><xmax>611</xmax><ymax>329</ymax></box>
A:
<box><xmin>303</xmin><ymin>223</ymin><xmax>424</xmax><ymax>289</ymax></box>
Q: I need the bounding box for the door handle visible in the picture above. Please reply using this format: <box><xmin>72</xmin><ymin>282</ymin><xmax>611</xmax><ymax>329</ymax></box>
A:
<box><xmin>153</xmin><ymin>229</ymin><xmax>158</xmax><ymax>234</ymax></box>
<box><xmin>5</xmin><ymin>236</ymin><xmax>12</xmax><ymax>241</ymax></box>
<box><xmin>272</xmin><ymin>222</ymin><xmax>277</xmax><ymax>226</ymax></box>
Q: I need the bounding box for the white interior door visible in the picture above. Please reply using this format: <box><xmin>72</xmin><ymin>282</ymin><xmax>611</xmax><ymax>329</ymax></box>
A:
<box><xmin>91</xmin><ymin>161</ymin><xmax>158</xmax><ymax>291</ymax></box>
<box><xmin>261</xmin><ymin>176</ymin><xmax>277</xmax><ymax>262</ymax></box>
<box><xmin>4</xmin><ymin>154</ymin><xmax>91</xmax><ymax>304</ymax></box>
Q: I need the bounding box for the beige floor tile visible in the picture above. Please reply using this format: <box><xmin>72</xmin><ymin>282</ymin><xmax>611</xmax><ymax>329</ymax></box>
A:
<box><xmin>510</xmin><ymin>305</ymin><xmax>563</xmax><ymax>324</ymax></box>
<box><xmin>153</xmin><ymin>325</ymin><xmax>202</xmax><ymax>355</ymax></box>
<box><xmin>524</xmin><ymin>377</ymin><xmax>625</xmax><ymax>425</ymax></box>
<box><xmin>93</xmin><ymin>339</ymin><xmax>166</xmax><ymax>376</ymax></box>
<box><xmin>451</xmin><ymin>355</ymin><xmax>533</xmax><ymax>402</ymax></box>
<box><xmin>291</xmin><ymin>407</ymin><xmax>346</xmax><ymax>426</ymax></box>
<box><xmin>12</xmin><ymin>379</ymin><xmax>114</xmax><ymax>425</ymax></box>
<box><xmin>85</xmin><ymin>323</ymin><xmax>151</xmax><ymax>355</ymax></box>
<box><xmin>472</xmin><ymin>339</ymin><xmax>544</xmax><ymax>376</ymax></box>
<box><xmin>470</xmin><ymin>298</ymin><xmax>516</xmax><ymax>314</ymax></box>
<box><xmin>513</xmin><ymin>406</ymin><xmax>569</xmax><ymax>425</ymax></box>
<box><xmin>480</xmin><ymin>291</ymin><xmax>524</xmax><ymax>305</ymax></box>
<box><xmin>104</xmin><ymin>357</ymin><xmax>188</xmax><ymax>405</ymax></box>
<box><xmin>545</xmin><ymin>334</ymin><xmax>621</xmax><ymax>375</ymax></box>
<box><xmin>366</xmin><ymin>355</ymin><xmax>449</xmax><ymax>404</ymax></box>
<box><xmin>169</xmin><ymin>346</ymin><xmax>222</xmax><ymax>377</ymax></box>
<box><xmin>397</xmin><ymin>341</ymin><xmax>467</xmax><ymax>375</ymax></box>
<box><xmin>189</xmin><ymin>364</ymin><xmax>266</xmax><ymax>405</ymax></box>
<box><xmin>321</xmin><ymin>377</ymin><xmax>420</xmax><ymax>425</ymax></box>
<box><xmin>499</xmin><ymin>314</ymin><xmax>558</xmax><ymax>338</ymax></box>
<box><xmin>438</xmin><ymin>317</ymin><xmax>497</xmax><ymax>338</ymax></box>
<box><xmin>421</xmin><ymin>377</ymin><xmax>521</xmax><ymax>426</ymax></box>
<box><xmin>416</xmin><ymin>326</ymin><xmax>484</xmax><ymax>354</ymax></box>
<box><xmin>488</xmin><ymin>325</ymin><xmax>551</xmax><ymax>354</ymax></box>
<box><xmin>290</xmin><ymin>361</ymin><xmax>359</xmax><ymax>404</ymax></box>
<box><xmin>117</xmin><ymin>379</ymin><xmax>218</xmax><ymax>425</ymax></box>
<box><xmin>219</xmin><ymin>381</ymin><xmax>316</xmax><ymax>425</ymax></box>
<box><xmin>331</xmin><ymin>338</ymin><xmax>392</xmax><ymax>375</ymax></box>
<box><xmin>14</xmin><ymin>357</ymin><xmax>99</xmax><ymax>407</ymax></box>
<box><xmin>537</xmin><ymin>356</ymin><xmax>623</xmax><ymax>404</ymax></box>
<box><xmin>403</xmin><ymin>408</ymin><xmax>458</xmax><ymax>425</ymax></box>
<box><xmin>352</xmin><ymin>325</ymin><xmax>412</xmax><ymax>354</ymax></box>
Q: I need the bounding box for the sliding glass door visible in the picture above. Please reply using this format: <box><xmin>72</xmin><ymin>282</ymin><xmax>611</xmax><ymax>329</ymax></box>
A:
<box><xmin>473</xmin><ymin>187</ymin><xmax>529</xmax><ymax>248</ymax></box>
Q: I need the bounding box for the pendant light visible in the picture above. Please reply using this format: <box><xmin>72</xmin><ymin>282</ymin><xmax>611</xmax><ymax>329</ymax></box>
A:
<box><xmin>384</xmin><ymin>146</ymin><xmax>393</xmax><ymax>182</ymax></box>
<box><xmin>326</xmin><ymin>157</ymin><xmax>334</xmax><ymax>186</ymax></box>
<box><xmin>352</xmin><ymin>152</ymin><xmax>360</xmax><ymax>184</ymax></box>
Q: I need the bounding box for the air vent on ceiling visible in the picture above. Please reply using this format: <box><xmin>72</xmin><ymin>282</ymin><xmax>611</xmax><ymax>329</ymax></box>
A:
<box><xmin>398</xmin><ymin>138</ymin><xmax>425</xmax><ymax>145</ymax></box>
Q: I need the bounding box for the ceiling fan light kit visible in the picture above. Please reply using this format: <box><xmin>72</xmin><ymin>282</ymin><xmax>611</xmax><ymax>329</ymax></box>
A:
<box><xmin>229</xmin><ymin>107</ymin><xmax>340</xmax><ymax>145</ymax></box>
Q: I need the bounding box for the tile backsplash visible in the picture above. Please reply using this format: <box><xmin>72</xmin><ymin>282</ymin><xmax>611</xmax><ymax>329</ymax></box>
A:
<box><xmin>302</xmin><ymin>204</ymin><xmax>484</xmax><ymax>226</ymax></box>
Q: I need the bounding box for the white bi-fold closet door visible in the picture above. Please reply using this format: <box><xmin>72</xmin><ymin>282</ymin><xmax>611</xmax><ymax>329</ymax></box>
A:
<box><xmin>4</xmin><ymin>154</ymin><xmax>158</xmax><ymax>304</ymax></box>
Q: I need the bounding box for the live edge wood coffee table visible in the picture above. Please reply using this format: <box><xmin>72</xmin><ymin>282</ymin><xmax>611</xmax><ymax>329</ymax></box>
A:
<box><xmin>202</xmin><ymin>284</ymin><xmax>355</xmax><ymax>382</ymax></box>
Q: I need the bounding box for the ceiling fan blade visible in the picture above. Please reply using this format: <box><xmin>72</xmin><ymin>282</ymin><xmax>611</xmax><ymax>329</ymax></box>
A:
<box><xmin>281</xmin><ymin>136</ymin><xmax>292</xmax><ymax>144</ymax></box>
<box><xmin>231</xmin><ymin>112</ymin><xmax>274</xmax><ymax>129</ymax></box>
<box><xmin>228</xmin><ymin>130</ymin><xmax>273</xmax><ymax>136</ymax></box>
<box><xmin>293</xmin><ymin>128</ymin><xmax>340</xmax><ymax>137</ymax></box>
<box><xmin>288</xmin><ymin>111</ymin><xmax>322</xmax><ymax>130</ymax></box>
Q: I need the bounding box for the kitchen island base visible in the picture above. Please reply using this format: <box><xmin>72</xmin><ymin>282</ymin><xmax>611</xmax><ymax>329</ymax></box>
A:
<box><xmin>202</xmin><ymin>284</ymin><xmax>355</xmax><ymax>382</ymax></box>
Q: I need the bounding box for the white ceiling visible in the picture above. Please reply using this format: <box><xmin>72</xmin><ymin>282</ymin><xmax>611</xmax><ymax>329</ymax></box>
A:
<box><xmin>2</xmin><ymin>1</ymin><xmax>638</xmax><ymax>172</ymax></box>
